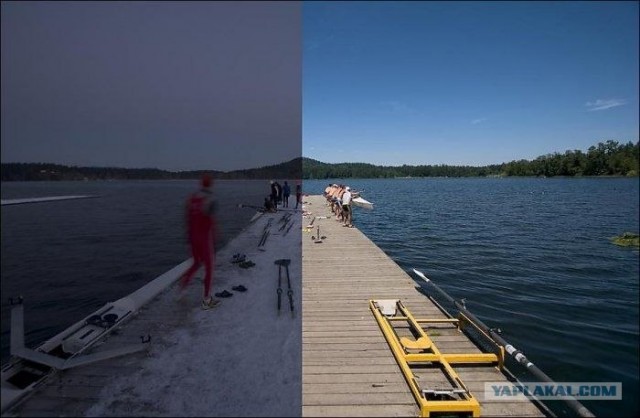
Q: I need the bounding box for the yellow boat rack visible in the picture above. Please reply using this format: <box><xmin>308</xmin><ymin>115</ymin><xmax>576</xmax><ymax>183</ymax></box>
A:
<box><xmin>369</xmin><ymin>299</ymin><xmax>505</xmax><ymax>418</ymax></box>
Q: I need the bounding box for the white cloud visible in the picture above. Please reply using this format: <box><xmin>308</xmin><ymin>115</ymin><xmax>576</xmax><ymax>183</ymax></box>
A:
<box><xmin>471</xmin><ymin>118</ymin><xmax>487</xmax><ymax>125</ymax></box>
<box><xmin>585</xmin><ymin>98</ymin><xmax>627</xmax><ymax>111</ymax></box>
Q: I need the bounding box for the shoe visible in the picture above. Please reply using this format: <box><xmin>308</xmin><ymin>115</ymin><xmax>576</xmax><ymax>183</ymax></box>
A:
<box><xmin>231</xmin><ymin>254</ymin><xmax>246</xmax><ymax>263</ymax></box>
<box><xmin>232</xmin><ymin>285</ymin><xmax>248</xmax><ymax>292</ymax></box>
<box><xmin>215</xmin><ymin>290</ymin><xmax>233</xmax><ymax>298</ymax></box>
<box><xmin>239</xmin><ymin>261</ymin><xmax>255</xmax><ymax>269</ymax></box>
<box><xmin>201</xmin><ymin>297</ymin><xmax>220</xmax><ymax>310</ymax></box>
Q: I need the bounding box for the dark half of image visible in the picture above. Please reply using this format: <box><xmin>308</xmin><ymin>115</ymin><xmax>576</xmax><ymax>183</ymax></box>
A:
<box><xmin>1</xmin><ymin>2</ymin><xmax>301</xmax><ymax>416</ymax></box>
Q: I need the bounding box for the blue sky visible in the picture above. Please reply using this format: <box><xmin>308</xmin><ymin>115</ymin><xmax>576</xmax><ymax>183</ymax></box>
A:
<box><xmin>303</xmin><ymin>1</ymin><xmax>639</xmax><ymax>166</ymax></box>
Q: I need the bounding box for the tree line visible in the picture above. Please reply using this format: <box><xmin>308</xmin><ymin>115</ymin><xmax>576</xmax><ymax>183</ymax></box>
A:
<box><xmin>2</xmin><ymin>141</ymin><xmax>637</xmax><ymax>181</ymax></box>
<box><xmin>1</xmin><ymin>158</ymin><xmax>303</xmax><ymax>181</ymax></box>
<box><xmin>302</xmin><ymin>140</ymin><xmax>639</xmax><ymax>179</ymax></box>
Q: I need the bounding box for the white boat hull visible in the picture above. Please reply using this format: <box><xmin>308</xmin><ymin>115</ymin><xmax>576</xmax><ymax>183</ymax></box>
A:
<box><xmin>352</xmin><ymin>197</ymin><xmax>373</xmax><ymax>210</ymax></box>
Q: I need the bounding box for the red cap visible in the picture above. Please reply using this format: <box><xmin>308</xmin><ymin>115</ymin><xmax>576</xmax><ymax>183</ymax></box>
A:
<box><xmin>201</xmin><ymin>173</ymin><xmax>212</xmax><ymax>188</ymax></box>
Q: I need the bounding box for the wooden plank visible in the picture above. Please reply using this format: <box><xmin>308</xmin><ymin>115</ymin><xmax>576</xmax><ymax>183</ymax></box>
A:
<box><xmin>302</xmin><ymin>335</ymin><xmax>387</xmax><ymax>343</ymax></box>
<box><xmin>303</xmin><ymin>356</ymin><xmax>398</xmax><ymax>366</ymax></box>
<box><xmin>303</xmin><ymin>373</ymin><xmax>407</xmax><ymax>385</ymax></box>
<box><xmin>304</xmin><ymin>392</ymin><xmax>417</xmax><ymax>406</ymax></box>
<box><xmin>304</xmin><ymin>350</ymin><xmax>391</xmax><ymax>359</ymax></box>
<box><xmin>303</xmin><ymin>382</ymin><xmax>411</xmax><ymax>394</ymax></box>
<box><xmin>303</xmin><ymin>343</ymin><xmax>392</xmax><ymax>351</ymax></box>
<box><xmin>302</xmin><ymin>404</ymin><xmax>418</xmax><ymax>417</ymax></box>
<box><xmin>480</xmin><ymin>401</ymin><xmax>546</xmax><ymax>416</ymax></box>
<box><xmin>304</xmin><ymin>365</ymin><xmax>403</xmax><ymax>375</ymax></box>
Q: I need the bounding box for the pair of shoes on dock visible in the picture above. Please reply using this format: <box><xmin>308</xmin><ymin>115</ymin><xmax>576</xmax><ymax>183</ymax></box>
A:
<box><xmin>231</xmin><ymin>253</ymin><xmax>247</xmax><ymax>263</ymax></box>
<box><xmin>214</xmin><ymin>285</ymin><xmax>248</xmax><ymax>299</ymax></box>
<box><xmin>215</xmin><ymin>290</ymin><xmax>233</xmax><ymax>298</ymax></box>
<box><xmin>238</xmin><ymin>260</ymin><xmax>255</xmax><ymax>269</ymax></box>
<box><xmin>343</xmin><ymin>224</ymin><xmax>354</xmax><ymax>228</ymax></box>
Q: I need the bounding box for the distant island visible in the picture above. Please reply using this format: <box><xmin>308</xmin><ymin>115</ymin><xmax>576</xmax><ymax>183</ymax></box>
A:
<box><xmin>1</xmin><ymin>140</ymin><xmax>637</xmax><ymax>181</ymax></box>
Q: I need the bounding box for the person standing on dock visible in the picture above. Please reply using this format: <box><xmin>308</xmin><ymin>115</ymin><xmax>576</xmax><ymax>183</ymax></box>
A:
<box><xmin>275</xmin><ymin>181</ymin><xmax>283</xmax><ymax>207</ymax></box>
<box><xmin>295</xmin><ymin>182</ymin><xmax>302</xmax><ymax>209</ymax></box>
<box><xmin>282</xmin><ymin>181</ymin><xmax>291</xmax><ymax>208</ymax></box>
<box><xmin>179</xmin><ymin>173</ymin><xmax>220</xmax><ymax>309</ymax></box>
<box><xmin>342</xmin><ymin>186</ymin><xmax>353</xmax><ymax>227</ymax></box>
<box><xmin>270</xmin><ymin>180</ymin><xmax>278</xmax><ymax>207</ymax></box>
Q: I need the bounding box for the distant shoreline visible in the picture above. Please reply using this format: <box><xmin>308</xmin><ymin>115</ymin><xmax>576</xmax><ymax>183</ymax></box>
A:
<box><xmin>1</xmin><ymin>174</ymin><xmax>637</xmax><ymax>183</ymax></box>
<box><xmin>0</xmin><ymin>159</ymin><xmax>303</xmax><ymax>182</ymax></box>
<box><xmin>2</xmin><ymin>140</ymin><xmax>639</xmax><ymax>180</ymax></box>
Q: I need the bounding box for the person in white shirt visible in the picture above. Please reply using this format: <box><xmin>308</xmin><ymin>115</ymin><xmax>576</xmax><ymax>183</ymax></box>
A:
<box><xmin>341</xmin><ymin>186</ymin><xmax>353</xmax><ymax>227</ymax></box>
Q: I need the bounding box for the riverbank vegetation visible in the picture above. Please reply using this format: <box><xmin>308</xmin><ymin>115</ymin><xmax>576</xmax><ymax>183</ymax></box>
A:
<box><xmin>303</xmin><ymin>140</ymin><xmax>639</xmax><ymax>179</ymax></box>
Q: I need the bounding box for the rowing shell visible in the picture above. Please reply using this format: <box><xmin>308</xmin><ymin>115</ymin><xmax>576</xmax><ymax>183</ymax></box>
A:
<box><xmin>1</xmin><ymin>260</ymin><xmax>193</xmax><ymax>414</ymax></box>
<box><xmin>352</xmin><ymin>197</ymin><xmax>373</xmax><ymax>210</ymax></box>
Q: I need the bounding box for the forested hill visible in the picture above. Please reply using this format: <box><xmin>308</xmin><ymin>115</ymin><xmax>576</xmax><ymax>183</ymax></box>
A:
<box><xmin>2</xmin><ymin>141</ymin><xmax>637</xmax><ymax>181</ymax></box>
<box><xmin>303</xmin><ymin>140</ymin><xmax>639</xmax><ymax>179</ymax></box>
<box><xmin>1</xmin><ymin>158</ymin><xmax>303</xmax><ymax>181</ymax></box>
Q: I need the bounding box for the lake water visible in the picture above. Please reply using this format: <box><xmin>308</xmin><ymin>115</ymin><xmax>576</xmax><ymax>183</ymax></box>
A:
<box><xmin>0</xmin><ymin>179</ymin><xmax>273</xmax><ymax>367</ymax></box>
<box><xmin>306</xmin><ymin>177</ymin><xmax>639</xmax><ymax>418</ymax></box>
<box><xmin>1</xmin><ymin>177</ymin><xmax>638</xmax><ymax>416</ymax></box>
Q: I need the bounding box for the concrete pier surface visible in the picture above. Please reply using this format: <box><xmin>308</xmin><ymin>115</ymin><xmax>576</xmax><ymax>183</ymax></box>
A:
<box><xmin>5</xmin><ymin>209</ymin><xmax>302</xmax><ymax>417</ymax></box>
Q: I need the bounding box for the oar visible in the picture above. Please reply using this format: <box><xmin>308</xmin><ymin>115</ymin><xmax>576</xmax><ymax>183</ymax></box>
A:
<box><xmin>412</xmin><ymin>269</ymin><xmax>594</xmax><ymax>418</ymax></box>
<box><xmin>284</xmin><ymin>261</ymin><xmax>294</xmax><ymax>317</ymax></box>
<box><xmin>274</xmin><ymin>259</ymin><xmax>291</xmax><ymax>315</ymax></box>
<box><xmin>275</xmin><ymin>264</ymin><xmax>282</xmax><ymax>313</ymax></box>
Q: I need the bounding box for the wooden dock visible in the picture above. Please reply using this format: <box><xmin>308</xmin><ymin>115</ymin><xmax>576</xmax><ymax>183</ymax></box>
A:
<box><xmin>301</xmin><ymin>195</ymin><xmax>546</xmax><ymax>417</ymax></box>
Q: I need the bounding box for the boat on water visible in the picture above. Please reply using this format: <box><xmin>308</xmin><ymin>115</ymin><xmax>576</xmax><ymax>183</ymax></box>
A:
<box><xmin>352</xmin><ymin>196</ymin><xmax>373</xmax><ymax>209</ymax></box>
<box><xmin>0</xmin><ymin>195</ymin><xmax>95</xmax><ymax>206</ymax></box>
